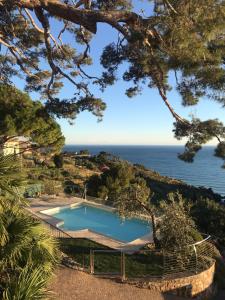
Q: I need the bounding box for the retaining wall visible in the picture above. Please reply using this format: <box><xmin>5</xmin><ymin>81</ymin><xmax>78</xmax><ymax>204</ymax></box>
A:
<box><xmin>135</xmin><ymin>263</ymin><xmax>215</xmax><ymax>299</ymax></box>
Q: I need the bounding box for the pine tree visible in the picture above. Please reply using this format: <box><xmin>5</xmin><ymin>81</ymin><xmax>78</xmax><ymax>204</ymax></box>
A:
<box><xmin>0</xmin><ymin>84</ymin><xmax>65</xmax><ymax>154</ymax></box>
<box><xmin>0</xmin><ymin>1</ymin><xmax>225</xmax><ymax>165</ymax></box>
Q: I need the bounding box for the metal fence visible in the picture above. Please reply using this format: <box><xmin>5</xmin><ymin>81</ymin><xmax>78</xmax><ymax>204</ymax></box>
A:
<box><xmin>162</xmin><ymin>236</ymin><xmax>215</xmax><ymax>278</ymax></box>
<box><xmin>89</xmin><ymin>237</ymin><xmax>215</xmax><ymax>281</ymax></box>
<box><xmin>31</xmin><ymin>212</ymin><xmax>215</xmax><ymax>281</ymax></box>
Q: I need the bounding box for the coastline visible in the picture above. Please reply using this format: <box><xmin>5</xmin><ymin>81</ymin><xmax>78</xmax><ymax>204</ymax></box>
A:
<box><xmin>63</xmin><ymin>145</ymin><xmax>225</xmax><ymax>196</ymax></box>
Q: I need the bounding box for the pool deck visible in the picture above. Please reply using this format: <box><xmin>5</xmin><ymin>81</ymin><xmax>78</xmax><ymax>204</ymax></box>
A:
<box><xmin>27</xmin><ymin>194</ymin><xmax>153</xmax><ymax>251</ymax></box>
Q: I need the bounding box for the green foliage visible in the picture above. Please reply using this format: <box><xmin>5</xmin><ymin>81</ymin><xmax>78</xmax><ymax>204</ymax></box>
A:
<box><xmin>87</xmin><ymin>153</ymin><xmax>222</xmax><ymax>205</ymax></box>
<box><xmin>1</xmin><ymin>1</ymin><xmax>225</xmax><ymax>166</ymax></box>
<box><xmin>0</xmin><ymin>84</ymin><xmax>65</xmax><ymax>154</ymax></box>
<box><xmin>87</xmin><ymin>161</ymin><xmax>134</xmax><ymax>201</ymax></box>
<box><xmin>174</xmin><ymin>118</ymin><xmax>225</xmax><ymax>166</ymax></box>
<box><xmin>86</xmin><ymin>174</ymin><xmax>102</xmax><ymax>197</ymax></box>
<box><xmin>3</xmin><ymin>265</ymin><xmax>49</xmax><ymax>300</ymax></box>
<box><xmin>215</xmin><ymin>142</ymin><xmax>225</xmax><ymax>168</ymax></box>
<box><xmin>135</xmin><ymin>162</ymin><xmax>222</xmax><ymax>204</ymax></box>
<box><xmin>84</xmin><ymin>160</ymin><xmax>96</xmax><ymax>170</ymax></box>
<box><xmin>115</xmin><ymin>177</ymin><xmax>151</xmax><ymax>217</ymax></box>
<box><xmin>79</xmin><ymin>149</ymin><xmax>90</xmax><ymax>155</ymax></box>
<box><xmin>0</xmin><ymin>155</ymin><xmax>59</xmax><ymax>298</ymax></box>
<box><xmin>0</xmin><ymin>209</ymin><xmax>58</xmax><ymax>272</ymax></box>
<box><xmin>53</xmin><ymin>154</ymin><xmax>64</xmax><ymax>168</ymax></box>
<box><xmin>43</xmin><ymin>180</ymin><xmax>61</xmax><ymax>195</ymax></box>
<box><xmin>0</xmin><ymin>155</ymin><xmax>26</xmax><ymax>200</ymax></box>
<box><xmin>64</xmin><ymin>180</ymin><xmax>81</xmax><ymax>195</ymax></box>
<box><xmin>191</xmin><ymin>198</ymin><xmax>225</xmax><ymax>247</ymax></box>
<box><xmin>159</xmin><ymin>195</ymin><xmax>202</xmax><ymax>251</ymax></box>
<box><xmin>92</xmin><ymin>0</ymin><xmax>132</xmax><ymax>10</ymax></box>
<box><xmin>91</xmin><ymin>151</ymin><xmax>119</xmax><ymax>166</ymax></box>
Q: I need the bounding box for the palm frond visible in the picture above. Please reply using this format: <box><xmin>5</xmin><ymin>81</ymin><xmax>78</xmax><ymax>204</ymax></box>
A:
<box><xmin>0</xmin><ymin>154</ymin><xmax>26</xmax><ymax>199</ymax></box>
<box><xmin>3</xmin><ymin>264</ymin><xmax>50</xmax><ymax>300</ymax></box>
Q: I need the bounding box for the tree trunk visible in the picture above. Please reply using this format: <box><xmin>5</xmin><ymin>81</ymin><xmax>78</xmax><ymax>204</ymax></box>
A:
<box><xmin>151</xmin><ymin>213</ymin><xmax>160</xmax><ymax>249</ymax></box>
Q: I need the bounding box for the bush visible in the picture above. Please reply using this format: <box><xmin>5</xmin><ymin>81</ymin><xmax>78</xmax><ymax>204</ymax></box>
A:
<box><xmin>191</xmin><ymin>198</ymin><xmax>225</xmax><ymax>247</ymax></box>
<box><xmin>79</xmin><ymin>149</ymin><xmax>90</xmax><ymax>155</ymax></box>
<box><xmin>86</xmin><ymin>161</ymin><xmax>135</xmax><ymax>202</ymax></box>
<box><xmin>87</xmin><ymin>174</ymin><xmax>102</xmax><ymax>197</ymax></box>
<box><xmin>84</xmin><ymin>161</ymin><xmax>96</xmax><ymax>170</ymax></box>
<box><xmin>61</xmin><ymin>170</ymin><xmax>70</xmax><ymax>177</ymax></box>
<box><xmin>159</xmin><ymin>197</ymin><xmax>202</xmax><ymax>251</ymax></box>
<box><xmin>44</xmin><ymin>180</ymin><xmax>62</xmax><ymax>195</ymax></box>
<box><xmin>53</xmin><ymin>154</ymin><xmax>64</xmax><ymax>168</ymax></box>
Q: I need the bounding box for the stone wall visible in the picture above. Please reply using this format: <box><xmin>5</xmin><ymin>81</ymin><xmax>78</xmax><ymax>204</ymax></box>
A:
<box><xmin>134</xmin><ymin>263</ymin><xmax>215</xmax><ymax>299</ymax></box>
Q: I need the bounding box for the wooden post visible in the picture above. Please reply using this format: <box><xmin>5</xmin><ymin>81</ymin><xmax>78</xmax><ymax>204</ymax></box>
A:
<box><xmin>193</xmin><ymin>245</ymin><xmax>198</xmax><ymax>274</ymax></box>
<box><xmin>121</xmin><ymin>252</ymin><xmax>126</xmax><ymax>282</ymax></box>
<box><xmin>90</xmin><ymin>250</ymin><xmax>94</xmax><ymax>274</ymax></box>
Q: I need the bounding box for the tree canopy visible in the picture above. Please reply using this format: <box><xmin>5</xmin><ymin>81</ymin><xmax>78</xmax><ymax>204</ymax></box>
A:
<box><xmin>1</xmin><ymin>1</ymin><xmax>225</xmax><ymax>165</ymax></box>
<box><xmin>159</xmin><ymin>196</ymin><xmax>202</xmax><ymax>251</ymax></box>
<box><xmin>87</xmin><ymin>161</ymin><xmax>134</xmax><ymax>200</ymax></box>
<box><xmin>0</xmin><ymin>84</ymin><xmax>65</xmax><ymax>154</ymax></box>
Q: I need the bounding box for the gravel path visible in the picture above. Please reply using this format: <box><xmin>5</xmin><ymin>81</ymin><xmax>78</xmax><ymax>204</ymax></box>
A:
<box><xmin>49</xmin><ymin>267</ymin><xmax>188</xmax><ymax>300</ymax></box>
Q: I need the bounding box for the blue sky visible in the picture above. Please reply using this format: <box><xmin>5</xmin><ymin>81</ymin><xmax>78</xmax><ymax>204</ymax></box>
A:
<box><xmin>13</xmin><ymin>3</ymin><xmax>225</xmax><ymax>146</ymax></box>
<box><xmin>57</xmin><ymin>24</ymin><xmax>225</xmax><ymax>146</ymax></box>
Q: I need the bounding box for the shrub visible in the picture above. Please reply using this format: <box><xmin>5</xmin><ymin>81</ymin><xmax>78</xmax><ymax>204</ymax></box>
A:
<box><xmin>53</xmin><ymin>154</ymin><xmax>64</xmax><ymax>168</ymax></box>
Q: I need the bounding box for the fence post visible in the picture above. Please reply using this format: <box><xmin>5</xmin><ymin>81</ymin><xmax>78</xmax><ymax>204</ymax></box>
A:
<box><xmin>121</xmin><ymin>252</ymin><xmax>126</xmax><ymax>282</ymax></box>
<box><xmin>162</xmin><ymin>250</ymin><xmax>166</xmax><ymax>279</ymax></box>
<box><xmin>193</xmin><ymin>245</ymin><xmax>197</xmax><ymax>274</ymax></box>
<box><xmin>90</xmin><ymin>250</ymin><xmax>94</xmax><ymax>274</ymax></box>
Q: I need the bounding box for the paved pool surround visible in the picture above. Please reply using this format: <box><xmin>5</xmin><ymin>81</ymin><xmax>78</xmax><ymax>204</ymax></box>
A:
<box><xmin>27</xmin><ymin>195</ymin><xmax>153</xmax><ymax>250</ymax></box>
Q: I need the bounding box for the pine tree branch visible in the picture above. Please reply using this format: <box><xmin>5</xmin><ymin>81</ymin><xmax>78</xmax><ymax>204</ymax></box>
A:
<box><xmin>14</xmin><ymin>0</ymin><xmax>140</xmax><ymax>35</ymax></box>
<box><xmin>34</xmin><ymin>7</ymin><xmax>89</xmax><ymax>95</ymax></box>
<box><xmin>0</xmin><ymin>36</ymin><xmax>37</xmax><ymax>78</ymax></box>
<box><xmin>158</xmin><ymin>87</ymin><xmax>190</xmax><ymax>125</ymax></box>
<box><xmin>0</xmin><ymin>0</ymin><xmax>194</xmax><ymax>125</ymax></box>
<box><xmin>143</xmin><ymin>39</ymin><xmax>190</xmax><ymax>126</ymax></box>
<box><xmin>24</xmin><ymin>8</ymin><xmax>61</xmax><ymax>50</ymax></box>
<box><xmin>164</xmin><ymin>0</ymin><xmax>178</xmax><ymax>14</ymax></box>
<box><xmin>77</xmin><ymin>65</ymin><xmax>99</xmax><ymax>80</ymax></box>
<box><xmin>58</xmin><ymin>21</ymin><xmax>68</xmax><ymax>45</ymax></box>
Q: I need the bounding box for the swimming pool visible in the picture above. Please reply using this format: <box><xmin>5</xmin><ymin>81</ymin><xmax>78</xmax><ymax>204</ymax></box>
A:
<box><xmin>51</xmin><ymin>204</ymin><xmax>152</xmax><ymax>243</ymax></box>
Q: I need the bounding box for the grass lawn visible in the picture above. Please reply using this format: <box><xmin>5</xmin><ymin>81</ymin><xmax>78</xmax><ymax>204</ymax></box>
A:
<box><xmin>59</xmin><ymin>238</ymin><xmax>163</xmax><ymax>277</ymax></box>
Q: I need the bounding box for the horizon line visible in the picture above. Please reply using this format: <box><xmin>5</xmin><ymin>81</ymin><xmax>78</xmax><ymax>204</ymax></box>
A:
<box><xmin>64</xmin><ymin>144</ymin><xmax>217</xmax><ymax>147</ymax></box>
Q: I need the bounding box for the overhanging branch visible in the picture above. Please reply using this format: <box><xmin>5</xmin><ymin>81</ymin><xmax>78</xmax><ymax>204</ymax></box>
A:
<box><xmin>15</xmin><ymin>0</ymin><xmax>140</xmax><ymax>35</ymax></box>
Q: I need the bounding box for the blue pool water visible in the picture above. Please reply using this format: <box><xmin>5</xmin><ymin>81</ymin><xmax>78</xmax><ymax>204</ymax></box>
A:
<box><xmin>53</xmin><ymin>205</ymin><xmax>152</xmax><ymax>242</ymax></box>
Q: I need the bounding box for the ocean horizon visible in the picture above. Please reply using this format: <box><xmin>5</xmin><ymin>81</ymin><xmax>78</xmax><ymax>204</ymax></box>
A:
<box><xmin>64</xmin><ymin>145</ymin><xmax>225</xmax><ymax>196</ymax></box>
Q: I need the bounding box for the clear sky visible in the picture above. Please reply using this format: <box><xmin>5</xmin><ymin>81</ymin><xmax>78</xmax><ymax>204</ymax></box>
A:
<box><xmin>13</xmin><ymin>3</ymin><xmax>225</xmax><ymax>146</ymax></box>
<box><xmin>57</xmin><ymin>24</ymin><xmax>225</xmax><ymax>146</ymax></box>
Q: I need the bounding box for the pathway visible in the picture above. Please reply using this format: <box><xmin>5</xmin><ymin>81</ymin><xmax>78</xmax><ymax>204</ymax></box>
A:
<box><xmin>49</xmin><ymin>266</ymin><xmax>189</xmax><ymax>300</ymax></box>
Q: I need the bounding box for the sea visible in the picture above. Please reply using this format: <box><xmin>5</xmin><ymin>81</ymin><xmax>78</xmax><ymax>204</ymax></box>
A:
<box><xmin>64</xmin><ymin>145</ymin><xmax>225</xmax><ymax>196</ymax></box>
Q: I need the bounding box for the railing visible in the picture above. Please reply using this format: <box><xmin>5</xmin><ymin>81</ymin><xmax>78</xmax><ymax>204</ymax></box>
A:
<box><xmin>90</xmin><ymin>249</ymin><xmax>164</xmax><ymax>281</ymax></box>
<box><xmin>31</xmin><ymin>212</ymin><xmax>73</xmax><ymax>239</ymax></box>
<box><xmin>30</xmin><ymin>211</ymin><xmax>215</xmax><ymax>281</ymax></box>
<box><xmin>89</xmin><ymin>239</ymin><xmax>215</xmax><ymax>281</ymax></box>
<box><xmin>162</xmin><ymin>236</ymin><xmax>215</xmax><ymax>278</ymax></box>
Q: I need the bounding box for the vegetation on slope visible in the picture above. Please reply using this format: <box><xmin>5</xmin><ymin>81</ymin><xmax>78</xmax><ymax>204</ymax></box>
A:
<box><xmin>0</xmin><ymin>155</ymin><xmax>59</xmax><ymax>299</ymax></box>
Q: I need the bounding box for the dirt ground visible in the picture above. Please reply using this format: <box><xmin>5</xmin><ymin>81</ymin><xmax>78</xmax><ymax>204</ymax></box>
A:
<box><xmin>49</xmin><ymin>266</ymin><xmax>189</xmax><ymax>300</ymax></box>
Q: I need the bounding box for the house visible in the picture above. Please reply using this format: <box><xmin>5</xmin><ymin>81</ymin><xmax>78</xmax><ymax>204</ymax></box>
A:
<box><xmin>1</xmin><ymin>136</ymin><xmax>32</xmax><ymax>156</ymax></box>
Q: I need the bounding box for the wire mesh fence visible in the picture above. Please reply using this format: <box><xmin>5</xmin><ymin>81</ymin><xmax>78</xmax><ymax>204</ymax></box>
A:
<box><xmin>90</xmin><ymin>238</ymin><xmax>215</xmax><ymax>281</ymax></box>
<box><xmin>90</xmin><ymin>249</ymin><xmax>164</xmax><ymax>280</ymax></box>
<box><xmin>162</xmin><ymin>236</ymin><xmax>215</xmax><ymax>278</ymax></box>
